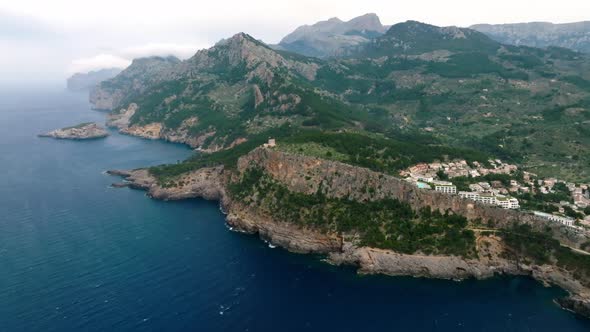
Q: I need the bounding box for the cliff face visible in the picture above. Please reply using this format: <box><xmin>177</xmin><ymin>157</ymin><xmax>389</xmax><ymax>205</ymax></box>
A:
<box><xmin>239</xmin><ymin>148</ymin><xmax>588</xmax><ymax>248</ymax></box>
<box><xmin>106</xmin><ymin>104</ymin><xmax>216</xmax><ymax>149</ymax></box>
<box><xmin>109</xmin><ymin>147</ymin><xmax>590</xmax><ymax>319</ymax></box>
<box><xmin>89</xmin><ymin>87</ymin><xmax>125</xmax><ymax>111</ymax></box>
<box><xmin>226</xmin><ymin>204</ymin><xmax>343</xmax><ymax>254</ymax></box>
<box><xmin>89</xmin><ymin>34</ymin><xmax>323</xmax><ymax>151</ymax></box>
<box><xmin>89</xmin><ymin>56</ymin><xmax>181</xmax><ymax>111</ymax></box>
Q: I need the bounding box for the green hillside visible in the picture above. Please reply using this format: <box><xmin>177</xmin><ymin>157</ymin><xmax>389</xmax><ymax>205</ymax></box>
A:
<box><xmin>95</xmin><ymin>22</ymin><xmax>590</xmax><ymax>181</ymax></box>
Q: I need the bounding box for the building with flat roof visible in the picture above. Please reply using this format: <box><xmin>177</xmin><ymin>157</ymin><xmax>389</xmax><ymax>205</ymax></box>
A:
<box><xmin>534</xmin><ymin>211</ymin><xmax>575</xmax><ymax>227</ymax></box>
<box><xmin>263</xmin><ymin>138</ymin><xmax>276</xmax><ymax>148</ymax></box>
<box><xmin>496</xmin><ymin>195</ymin><xmax>520</xmax><ymax>209</ymax></box>
<box><xmin>459</xmin><ymin>191</ymin><xmax>520</xmax><ymax>209</ymax></box>
<box><xmin>435</xmin><ymin>184</ymin><xmax>457</xmax><ymax>194</ymax></box>
<box><xmin>459</xmin><ymin>191</ymin><xmax>479</xmax><ymax>200</ymax></box>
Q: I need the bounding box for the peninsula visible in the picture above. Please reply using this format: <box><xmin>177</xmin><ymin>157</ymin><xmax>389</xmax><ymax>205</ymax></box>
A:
<box><xmin>110</xmin><ymin>145</ymin><xmax>590</xmax><ymax>318</ymax></box>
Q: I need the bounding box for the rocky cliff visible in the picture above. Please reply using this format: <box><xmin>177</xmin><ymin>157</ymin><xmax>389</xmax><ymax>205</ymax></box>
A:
<box><xmin>90</xmin><ymin>33</ymin><xmax>323</xmax><ymax>151</ymax></box>
<box><xmin>89</xmin><ymin>56</ymin><xmax>181</xmax><ymax>111</ymax></box>
<box><xmin>109</xmin><ymin>147</ymin><xmax>590</xmax><ymax>319</ymax></box>
<box><xmin>239</xmin><ymin>148</ymin><xmax>588</xmax><ymax>248</ymax></box>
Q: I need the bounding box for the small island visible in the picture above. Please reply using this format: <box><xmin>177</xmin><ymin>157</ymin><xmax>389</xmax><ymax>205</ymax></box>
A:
<box><xmin>38</xmin><ymin>122</ymin><xmax>109</xmax><ymax>140</ymax></box>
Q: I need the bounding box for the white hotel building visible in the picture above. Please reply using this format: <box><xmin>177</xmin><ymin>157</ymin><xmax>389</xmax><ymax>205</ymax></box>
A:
<box><xmin>459</xmin><ymin>191</ymin><xmax>520</xmax><ymax>209</ymax></box>
<box><xmin>435</xmin><ymin>183</ymin><xmax>457</xmax><ymax>194</ymax></box>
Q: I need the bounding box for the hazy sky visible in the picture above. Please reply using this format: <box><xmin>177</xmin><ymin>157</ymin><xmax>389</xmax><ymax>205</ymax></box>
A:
<box><xmin>2</xmin><ymin>0</ymin><xmax>590</xmax><ymax>86</ymax></box>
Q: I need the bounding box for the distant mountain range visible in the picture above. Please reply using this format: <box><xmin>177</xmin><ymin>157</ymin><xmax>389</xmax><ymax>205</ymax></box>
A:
<box><xmin>67</xmin><ymin>68</ymin><xmax>123</xmax><ymax>91</ymax></box>
<box><xmin>273</xmin><ymin>13</ymin><xmax>389</xmax><ymax>58</ymax></box>
<box><xmin>276</xmin><ymin>15</ymin><xmax>590</xmax><ymax>57</ymax></box>
<box><xmin>471</xmin><ymin>21</ymin><xmax>590</xmax><ymax>53</ymax></box>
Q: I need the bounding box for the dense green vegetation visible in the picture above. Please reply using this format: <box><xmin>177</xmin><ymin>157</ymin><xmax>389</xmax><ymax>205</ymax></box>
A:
<box><xmin>149</xmin><ymin>129</ymin><xmax>489</xmax><ymax>183</ymax></box>
<box><xmin>502</xmin><ymin>224</ymin><xmax>590</xmax><ymax>286</ymax></box>
<box><xmin>367</xmin><ymin>21</ymin><xmax>500</xmax><ymax>56</ymax></box>
<box><xmin>149</xmin><ymin>125</ymin><xmax>297</xmax><ymax>184</ymax></box>
<box><xmin>427</xmin><ymin>53</ymin><xmax>528</xmax><ymax>80</ymax></box>
<box><xmin>229</xmin><ymin>168</ymin><xmax>477</xmax><ymax>257</ymax></box>
<box><xmin>280</xmin><ymin>131</ymin><xmax>489</xmax><ymax>175</ymax></box>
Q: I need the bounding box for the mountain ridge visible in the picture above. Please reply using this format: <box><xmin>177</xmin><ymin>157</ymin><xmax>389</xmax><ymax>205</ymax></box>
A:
<box><xmin>92</xmin><ymin>21</ymin><xmax>590</xmax><ymax>180</ymax></box>
<box><xmin>471</xmin><ymin>21</ymin><xmax>590</xmax><ymax>53</ymax></box>
<box><xmin>276</xmin><ymin>13</ymin><xmax>389</xmax><ymax>58</ymax></box>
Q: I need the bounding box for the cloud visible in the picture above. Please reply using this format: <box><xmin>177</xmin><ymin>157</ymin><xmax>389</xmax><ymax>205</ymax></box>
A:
<box><xmin>120</xmin><ymin>43</ymin><xmax>207</xmax><ymax>60</ymax></box>
<box><xmin>68</xmin><ymin>42</ymin><xmax>207</xmax><ymax>74</ymax></box>
<box><xmin>0</xmin><ymin>10</ymin><xmax>60</xmax><ymax>41</ymax></box>
<box><xmin>68</xmin><ymin>54</ymin><xmax>131</xmax><ymax>74</ymax></box>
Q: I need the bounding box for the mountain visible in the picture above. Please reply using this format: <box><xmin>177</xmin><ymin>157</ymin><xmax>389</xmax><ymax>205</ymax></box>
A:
<box><xmin>365</xmin><ymin>20</ymin><xmax>500</xmax><ymax>56</ymax></box>
<box><xmin>92</xmin><ymin>22</ymin><xmax>590</xmax><ymax>181</ymax></box>
<box><xmin>471</xmin><ymin>21</ymin><xmax>590</xmax><ymax>53</ymax></box>
<box><xmin>89</xmin><ymin>56</ymin><xmax>181</xmax><ymax>110</ymax></box>
<box><xmin>275</xmin><ymin>13</ymin><xmax>389</xmax><ymax>58</ymax></box>
<box><xmin>66</xmin><ymin>68</ymin><xmax>122</xmax><ymax>91</ymax></box>
<box><xmin>92</xmin><ymin>33</ymin><xmax>337</xmax><ymax>150</ymax></box>
<box><xmin>326</xmin><ymin>21</ymin><xmax>590</xmax><ymax>180</ymax></box>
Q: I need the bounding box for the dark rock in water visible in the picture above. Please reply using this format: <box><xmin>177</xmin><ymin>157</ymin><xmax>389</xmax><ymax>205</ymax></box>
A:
<box><xmin>39</xmin><ymin>122</ymin><xmax>109</xmax><ymax>140</ymax></box>
<box><xmin>557</xmin><ymin>296</ymin><xmax>590</xmax><ymax>319</ymax></box>
<box><xmin>111</xmin><ymin>182</ymin><xmax>130</xmax><ymax>188</ymax></box>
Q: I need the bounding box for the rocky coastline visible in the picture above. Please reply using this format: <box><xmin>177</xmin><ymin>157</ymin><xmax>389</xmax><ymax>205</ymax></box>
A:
<box><xmin>38</xmin><ymin>122</ymin><xmax>109</xmax><ymax>140</ymax></box>
<box><xmin>108</xmin><ymin>148</ymin><xmax>590</xmax><ymax>319</ymax></box>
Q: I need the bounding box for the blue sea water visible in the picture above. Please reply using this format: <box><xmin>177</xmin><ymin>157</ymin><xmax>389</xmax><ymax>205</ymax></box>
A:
<box><xmin>0</xmin><ymin>88</ymin><xmax>589</xmax><ymax>332</ymax></box>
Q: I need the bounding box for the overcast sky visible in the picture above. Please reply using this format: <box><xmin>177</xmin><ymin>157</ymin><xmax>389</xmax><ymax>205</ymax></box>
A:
<box><xmin>2</xmin><ymin>0</ymin><xmax>590</xmax><ymax>87</ymax></box>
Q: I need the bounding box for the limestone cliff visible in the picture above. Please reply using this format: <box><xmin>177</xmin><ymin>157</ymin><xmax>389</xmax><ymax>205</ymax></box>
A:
<box><xmin>239</xmin><ymin>148</ymin><xmax>587</xmax><ymax>248</ymax></box>
<box><xmin>89</xmin><ymin>56</ymin><xmax>181</xmax><ymax>111</ymax></box>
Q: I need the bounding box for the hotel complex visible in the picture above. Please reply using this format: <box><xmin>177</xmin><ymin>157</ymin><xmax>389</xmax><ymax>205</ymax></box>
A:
<box><xmin>459</xmin><ymin>191</ymin><xmax>520</xmax><ymax>209</ymax></box>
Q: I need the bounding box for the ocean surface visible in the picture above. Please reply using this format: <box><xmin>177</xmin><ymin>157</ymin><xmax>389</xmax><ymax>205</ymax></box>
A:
<box><xmin>1</xmin><ymin>88</ymin><xmax>589</xmax><ymax>332</ymax></box>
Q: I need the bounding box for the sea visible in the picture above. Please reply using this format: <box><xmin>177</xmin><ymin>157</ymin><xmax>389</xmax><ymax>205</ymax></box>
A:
<box><xmin>0</xmin><ymin>88</ymin><xmax>589</xmax><ymax>331</ymax></box>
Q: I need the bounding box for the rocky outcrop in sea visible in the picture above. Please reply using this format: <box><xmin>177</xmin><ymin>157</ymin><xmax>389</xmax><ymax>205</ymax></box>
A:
<box><xmin>38</xmin><ymin>122</ymin><xmax>109</xmax><ymax>140</ymax></box>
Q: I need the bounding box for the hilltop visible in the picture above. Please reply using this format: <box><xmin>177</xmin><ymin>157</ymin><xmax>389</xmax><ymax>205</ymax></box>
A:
<box><xmin>274</xmin><ymin>13</ymin><xmax>389</xmax><ymax>58</ymax></box>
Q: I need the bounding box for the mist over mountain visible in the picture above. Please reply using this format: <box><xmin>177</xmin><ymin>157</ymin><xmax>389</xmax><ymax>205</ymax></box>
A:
<box><xmin>67</xmin><ymin>68</ymin><xmax>123</xmax><ymax>91</ymax></box>
<box><xmin>471</xmin><ymin>21</ymin><xmax>590</xmax><ymax>53</ymax></box>
<box><xmin>274</xmin><ymin>13</ymin><xmax>389</xmax><ymax>58</ymax></box>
